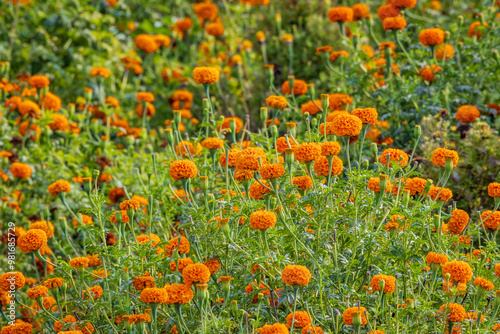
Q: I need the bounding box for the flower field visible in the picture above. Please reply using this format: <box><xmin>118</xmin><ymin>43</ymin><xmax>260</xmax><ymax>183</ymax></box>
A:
<box><xmin>1</xmin><ymin>0</ymin><xmax>500</xmax><ymax>333</ymax></box>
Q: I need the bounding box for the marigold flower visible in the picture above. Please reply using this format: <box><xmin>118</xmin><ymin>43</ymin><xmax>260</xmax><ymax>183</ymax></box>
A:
<box><xmin>383</xmin><ymin>17</ymin><xmax>407</xmax><ymax>31</ymax></box>
<box><xmin>43</xmin><ymin>277</ymin><xmax>63</xmax><ymax>289</ymax></box>
<box><xmin>255</xmin><ymin>323</ymin><xmax>289</xmax><ymax>334</ymax></box>
<box><xmin>331</xmin><ymin>114</ymin><xmax>362</xmax><ymax>136</ymax></box>
<box><xmin>419</xmin><ymin>28</ymin><xmax>445</xmax><ymax>46</ymax></box>
<box><xmin>282</xmin><ymin>265</ymin><xmax>311</xmax><ymax>286</ymax></box>
<box><xmin>70</xmin><ymin>257</ymin><xmax>89</xmax><ymax>268</ymax></box>
<box><xmin>488</xmin><ymin>182</ymin><xmax>500</xmax><ymax>197</ymax></box>
<box><xmin>82</xmin><ymin>285</ymin><xmax>103</xmax><ymax>299</ymax></box>
<box><xmin>328</xmin><ymin>6</ymin><xmax>354</xmax><ymax>23</ymax></box>
<box><xmin>320</xmin><ymin>141</ymin><xmax>341</xmax><ymax>156</ymax></box>
<box><xmin>206</xmin><ymin>19</ymin><xmax>224</xmax><ymax>37</ymax></box>
<box><xmin>281</xmin><ymin>33</ymin><xmax>294</xmax><ymax>43</ymax></box>
<box><xmin>446</xmin><ymin>209</ymin><xmax>469</xmax><ymax>235</ymax></box>
<box><xmin>135</xmin><ymin>103</ymin><xmax>155</xmax><ymax>117</ymax></box>
<box><xmin>455</xmin><ymin>105</ymin><xmax>480</xmax><ymax>123</ymax></box>
<box><xmin>164</xmin><ymin>283</ymin><xmax>194</xmax><ymax>304</ymax></box>
<box><xmin>377</xmin><ymin>4</ymin><xmax>400</xmax><ymax>20</ymax></box>
<box><xmin>419</xmin><ymin>64</ymin><xmax>442</xmax><ymax>82</ymax></box>
<box><xmin>282</xmin><ymin>79</ymin><xmax>308</xmax><ymax>96</ymax></box>
<box><xmin>27</xmin><ymin>285</ymin><xmax>48</xmax><ymax>299</ymax></box>
<box><xmin>379</xmin><ymin>148</ymin><xmax>409</xmax><ymax>167</ymax></box>
<box><xmin>120</xmin><ymin>200</ymin><xmax>141</xmax><ymax>211</ymax></box>
<box><xmin>204</xmin><ymin>258</ymin><xmax>221</xmax><ymax>274</ymax></box>
<box><xmin>393</xmin><ymin>0</ymin><xmax>416</xmax><ymax>8</ymax></box>
<box><xmin>316</xmin><ymin>45</ymin><xmax>333</xmax><ymax>55</ymax></box>
<box><xmin>442</xmin><ymin>260</ymin><xmax>472</xmax><ymax>283</ymax></box>
<box><xmin>435</xmin><ymin>43</ymin><xmax>454</xmax><ymax>59</ymax></box>
<box><xmin>235</xmin><ymin>147</ymin><xmax>267</xmax><ymax>170</ymax></box>
<box><xmin>165</xmin><ymin>236</ymin><xmax>190</xmax><ymax>257</ymax></box>
<box><xmin>193</xmin><ymin>1</ymin><xmax>218</xmax><ymax>20</ymax></box>
<box><xmin>10</xmin><ymin>162</ymin><xmax>32</xmax><ymax>179</ymax></box>
<box><xmin>48</xmin><ymin>180</ymin><xmax>71</xmax><ymax>196</ymax></box>
<box><xmin>110</xmin><ymin>210</ymin><xmax>130</xmax><ymax>224</ymax></box>
<box><xmin>427</xmin><ymin>186</ymin><xmax>453</xmax><ymax>202</ymax></box>
<box><xmin>0</xmin><ymin>272</ymin><xmax>25</xmax><ymax>291</ymax></box>
<box><xmin>431</xmin><ymin>148</ymin><xmax>459</xmax><ymax>168</ymax></box>
<box><xmin>169</xmin><ymin>160</ymin><xmax>198</xmax><ymax>180</ymax></box>
<box><xmin>343</xmin><ymin>307</ymin><xmax>368</xmax><ymax>326</ymax></box>
<box><xmin>1</xmin><ymin>322</ymin><xmax>33</xmax><ymax>334</ymax></box>
<box><xmin>49</xmin><ymin>114</ymin><xmax>69</xmax><ymax>132</ymax></box>
<box><xmin>480</xmin><ymin>210</ymin><xmax>500</xmax><ymax>230</ymax></box>
<box><xmin>351</xmin><ymin>108</ymin><xmax>378</xmax><ymax>125</ymax></box>
<box><xmin>426</xmin><ymin>252</ymin><xmax>448</xmax><ymax>267</ymax></box>
<box><xmin>250</xmin><ymin>210</ymin><xmax>277</xmax><ymax>230</ymax></box>
<box><xmin>192</xmin><ymin>67</ymin><xmax>220</xmax><ymax>84</ymax></box>
<box><xmin>132</xmin><ymin>274</ymin><xmax>156</xmax><ymax>291</ymax></box>
<box><xmin>259</xmin><ymin>163</ymin><xmax>285</xmax><ymax>180</ymax></box>
<box><xmin>301</xmin><ymin>327</ymin><xmax>323</xmax><ymax>334</ymax></box>
<box><xmin>153</xmin><ymin>34</ymin><xmax>171</xmax><ymax>48</ymax></box>
<box><xmin>292</xmin><ymin>176</ymin><xmax>313</xmax><ymax>190</ymax></box>
<box><xmin>140</xmin><ymin>287</ymin><xmax>169</xmax><ymax>304</ymax></box>
<box><xmin>275</xmin><ymin>137</ymin><xmax>297</xmax><ymax>153</ymax></box>
<box><xmin>136</xmin><ymin>91</ymin><xmax>154</xmax><ymax>103</ymax></box>
<box><xmin>464</xmin><ymin>312</ymin><xmax>485</xmax><ymax>323</ymax></box>
<box><xmin>368</xmin><ymin>177</ymin><xmax>392</xmax><ymax>192</ymax></box>
<box><xmin>201</xmin><ymin>137</ymin><xmax>224</xmax><ymax>150</ymax></box>
<box><xmin>468</xmin><ymin>21</ymin><xmax>488</xmax><ymax>38</ymax></box>
<box><xmin>352</xmin><ymin>3</ymin><xmax>370</xmax><ymax>20</ymax></box>
<box><xmin>42</xmin><ymin>92</ymin><xmax>62</xmax><ymax>112</ymax></box>
<box><xmin>17</xmin><ymin>229</ymin><xmax>47</xmax><ymax>253</ymax></box>
<box><xmin>90</xmin><ymin>67</ymin><xmax>110</xmax><ymax>78</ymax></box>
<box><xmin>182</xmin><ymin>263</ymin><xmax>211</xmax><ymax>285</ymax></box>
<box><xmin>18</xmin><ymin>100</ymin><xmax>41</xmax><ymax>118</ymax></box>
<box><xmin>126</xmin><ymin>313</ymin><xmax>151</xmax><ymax>325</ymax></box>
<box><xmin>136</xmin><ymin>233</ymin><xmax>161</xmax><ymax>246</ymax></box>
<box><xmin>286</xmin><ymin>311</ymin><xmax>311</xmax><ymax>328</ymax></box>
<box><xmin>473</xmin><ymin>277</ymin><xmax>494</xmax><ymax>291</ymax></box>
<box><xmin>134</xmin><ymin>34</ymin><xmax>159</xmax><ymax>53</ymax></box>
<box><xmin>314</xmin><ymin>156</ymin><xmax>343</xmax><ymax>176</ymax></box>
<box><xmin>438</xmin><ymin>303</ymin><xmax>466</xmax><ymax>322</ymax></box>
<box><xmin>28</xmin><ymin>74</ymin><xmax>50</xmax><ymax>88</ymax></box>
<box><xmin>29</xmin><ymin>220</ymin><xmax>54</xmax><ymax>239</ymax></box>
<box><xmin>370</xmin><ymin>274</ymin><xmax>396</xmax><ymax>293</ymax></box>
<box><xmin>266</xmin><ymin>95</ymin><xmax>288</xmax><ymax>109</ymax></box>
<box><xmin>294</xmin><ymin>143</ymin><xmax>321</xmax><ymax>162</ymax></box>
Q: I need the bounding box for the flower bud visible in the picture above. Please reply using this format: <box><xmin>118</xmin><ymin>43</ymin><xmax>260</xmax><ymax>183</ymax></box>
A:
<box><xmin>93</xmin><ymin>169</ymin><xmax>100</xmax><ymax>178</ymax></box>
<box><xmin>165</xmin><ymin>129</ymin><xmax>174</xmax><ymax>146</ymax></box>
<box><xmin>83</xmin><ymin>177</ymin><xmax>92</xmax><ymax>194</ymax></box>
<box><xmin>414</xmin><ymin>125</ymin><xmax>421</xmax><ymax>137</ymax></box>
<box><xmin>257</xmin><ymin>293</ymin><xmax>264</xmax><ymax>302</ymax></box>
<box><xmin>196</xmin><ymin>284</ymin><xmax>209</xmax><ymax>302</ymax></box>
<box><xmin>84</xmin><ymin>88</ymin><xmax>93</xmax><ymax>102</ymax></box>
<box><xmin>270</xmin><ymin>125</ymin><xmax>278</xmax><ymax>138</ymax></box>
<box><xmin>231</xmin><ymin>300</ymin><xmax>238</xmax><ymax>314</ymax></box>
<box><xmin>173</xmin><ymin>110</ymin><xmax>182</xmax><ymax>126</ymax></box>
<box><xmin>200</xmin><ymin>176</ymin><xmax>209</xmax><ymax>192</ymax></box>
<box><xmin>115</xmin><ymin>211</ymin><xmax>123</xmax><ymax>224</ymax></box>
<box><xmin>260</xmin><ymin>108</ymin><xmax>268</xmax><ymax>122</ymax></box>
<box><xmin>202</xmin><ymin>98</ymin><xmax>210</xmax><ymax>110</ymax></box>
<box><xmin>361</xmin><ymin>159</ymin><xmax>369</xmax><ymax>170</ymax></box>
<box><xmin>402</xmin><ymin>189</ymin><xmax>410</xmax><ymax>207</ymax></box>
<box><xmin>321</xmin><ymin>94</ymin><xmax>329</xmax><ymax>112</ymax></box>
<box><xmin>423</xmin><ymin>179</ymin><xmax>433</xmax><ymax>195</ymax></box>
<box><xmin>284</xmin><ymin>148</ymin><xmax>295</xmax><ymax>165</ymax></box>
<box><xmin>287</xmin><ymin>76</ymin><xmax>295</xmax><ymax>95</ymax></box>
<box><xmin>220</xmin><ymin>218</ymin><xmax>230</xmax><ymax>239</ymax></box>
<box><xmin>370</xmin><ymin>143</ymin><xmax>378</xmax><ymax>157</ymax></box>
<box><xmin>352</xmin><ymin>310</ymin><xmax>363</xmax><ymax>328</ymax></box>
<box><xmin>445</xmin><ymin>156</ymin><xmax>454</xmax><ymax>173</ymax></box>
<box><xmin>379</xmin><ymin>174</ymin><xmax>389</xmax><ymax>193</ymax></box>
<box><xmin>379</xmin><ymin>279</ymin><xmax>386</xmax><ymax>292</ymax></box>
<box><xmin>311</xmin><ymin>117</ymin><xmax>317</xmax><ymax>128</ymax></box>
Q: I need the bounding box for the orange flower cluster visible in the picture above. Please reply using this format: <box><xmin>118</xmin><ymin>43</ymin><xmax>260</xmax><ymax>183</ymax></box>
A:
<box><xmin>370</xmin><ymin>274</ymin><xmax>396</xmax><ymax>293</ymax></box>
<box><xmin>427</xmin><ymin>186</ymin><xmax>453</xmax><ymax>202</ymax></box>
<box><xmin>442</xmin><ymin>260</ymin><xmax>472</xmax><ymax>284</ymax></box>
<box><xmin>368</xmin><ymin>177</ymin><xmax>392</xmax><ymax>193</ymax></box>
<box><xmin>201</xmin><ymin>137</ymin><xmax>224</xmax><ymax>150</ymax></box>
<box><xmin>17</xmin><ymin>229</ymin><xmax>48</xmax><ymax>253</ymax></box>
<box><xmin>164</xmin><ymin>283</ymin><xmax>194</xmax><ymax>304</ymax></box>
<box><xmin>250</xmin><ymin>210</ymin><xmax>277</xmax><ymax>230</ymax></box>
<box><xmin>182</xmin><ymin>263</ymin><xmax>211</xmax><ymax>285</ymax></box>
<box><xmin>351</xmin><ymin>108</ymin><xmax>378</xmax><ymax>125</ymax></box>
<box><xmin>481</xmin><ymin>210</ymin><xmax>500</xmax><ymax>230</ymax></box>
<box><xmin>282</xmin><ymin>79</ymin><xmax>308</xmax><ymax>96</ymax></box>
<box><xmin>327</xmin><ymin>6</ymin><xmax>354</xmax><ymax>23</ymax></box>
<box><xmin>488</xmin><ymin>182</ymin><xmax>500</xmax><ymax>197</ymax></box>
<box><xmin>192</xmin><ymin>66</ymin><xmax>220</xmax><ymax>84</ymax></box>
<box><xmin>430</xmin><ymin>148</ymin><xmax>459</xmax><ymax>168</ymax></box>
<box><xmin>447</xmin><ymin>209</ymin><xmax>469</xmax><ymax>234</ymax></box>
<box><xmin>286</xmin><ymin>311</ymin><xmax>311</xmax><ymax>328</ymax></box>
<box><xmin>48</xmin><ymin>180</ymin><xmax>71</xmax><ymax>196</ymax></box>
<box><xmin>259</xmin><ymin>163</ymin><xmax>285</xmax><ymax>179</ymax></box>
<box><xmin>266</xmin><ymin>95</ymin><xmax>288</xmax><ymax>109</ymax></box>
<box><xmin>140</xmin><ymin>287</ymin><xmax>169</xmax><ymax>304</ymax></box>
<box><xmin>419</xmin><ymin>64</ymin><xmax>442</xmax><ymax>82</ymax></box>
<box><xmin>169</xmin><ymin>160</ymin><xmax>198</xmax><ymax>180</ymax></box>
<box><xmin>379</xmin><ymin>148</ymin><xmax>409</xmax><ymax>167</ymax></box>
<box><xmin>343</xmin><ymin>307</ymin><xmax>368</xmax><ymax>326</ymax></box>
<box><xmin>10</xmin><ymin>162</ymin><xmax>32</xmax><ymax>179</ymax></box>
<box><xmin>419</xmin><ymin>28</ymin><xmax>445</xmax><ymax>46</ymax></box>
<box><xmin>294</xmin><ymin>143</ymin><xmax>321</xmax><ymax>162</ymax></box>
<box><xmin>314</xmin><ymin>156</ymin><xmax>344</xmax><ymax>176</ymax></box>
<box><xmin>281</xmin><ymin>265</ymin><xmax>311</xmax><ymax>286</ymax></box>
<box><xmin>473</xmin><ymin>277</ymin><xmax>494</xmax><ymax>291</ymax></box>
<box><xmin>426</xmin><ymin>252</ymin><xmax>448</xmax><ymax>268</ymax></box>
<box><xmin>331</xmin><ymin>114</ymin><xmax>363</xmax><ymax>136</ymax></box>
<box><xmin>437</xmin><ymin>303</ymin><xmax>466</xmax><ymax>322</ymax></box>
<box><xmin>455</xmin><ymin>105</ymin><xmax>480</xmax><ymax>123</ymax></box>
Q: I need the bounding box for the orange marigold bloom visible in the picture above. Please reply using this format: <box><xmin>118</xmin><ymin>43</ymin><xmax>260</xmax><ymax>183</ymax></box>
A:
<box><xmin>135</xmin><ymin>103</ymin><xmax>155</xmax><ymax>117</ymax></box>
<box><xmin>133</xmin><ymin>274</ymin><xmax>156</xmax><ymax>291</ymax></box>
<box><xmin>4</xmin><ymin>96</ymin><xmax>22</xmax><ymax>111</ymax></box>
<box><xmin>255</xmin><ymin>323</ymin><xmax>289</xmax><ymax>334</ymax></box>
<box><xmin>29</xmin><ymin>220</ymin><xmax>54</xmax><ymax>238</ymax></box>
<box><xmin>42</xmin><ymin>92</ymin><xmax>62</xmax><ymax>111</ymax></box>
<box><xmin>495</xmin><ymin>263</ymin><xmax>500</xmax><ymax>277</ymax></box>
<box><xmin>235</xmin><ymin>147</ymin><xmax>267</xmax><ymax>170</ymax></box>
<box><xmin>70</xmin><ymin>257</ymin><xmax>89</xmax><ymax>268</ymax></box>
<box><xmin>468</xmin><ymin>21</ymin><xmax>488</xmax><ymax>38</ymax></box>
<box><xmin>10</xmin><ymin>162</ymin><xmax>32</xmax><ymax>179</ymax></box>
<box><xmin>43</xmin><ymin>277</ymin><xmax>63</xmax><ymax>289</ymax></box>
<box><xmin>82</xmin><ymin>285</ymin><xmax>103</xmax><ymax>299</ymax></box>
<box><xmin>438</xmin><ymin>303</ymin><xmax>466</xmax><ymax>322</ymax></box>
<box><xmin>379</xmin><ymin>148</ymin><xmax>409</xmax><ymax>167</ymax></box>
<box><xmin>426</xmin><ymin>252</ymin><xmax>448</xmax><ymax>267</ymax></box>
<box><xmin>259</xmin><ymin>163</ymin><xmax>285</xmax><ymax>179</ymax></box>
<box><xmin>0</xmin><ymin>272</ymin><xmax>25</xmax><ymax>291</ymax></box>
<box><xmin>49</xmin><ymin>114</ymin><xmax>69</xmax><ymax>131</ymax></box>
<box><xmin>281</xmin><ymin>33</ymin><xmax>294</xmax><ymax>43</ymax></box>
<box><xmin>383</xmin><ymin>17</ymin><xmax>407</xmax><ymax>31</ymax></box>
<box><xmin>169</xmin><ymin>160</ymin><xmax>198</xmax><ymax>180</ymax></box>
<box><xmin>455</xmin><ymin>105</ymin><xmax>480</xmax><ymax>123</ymax></box>
<box><xmin>300</xmin><ymin>100</ymin><xmax>322</xmax><ymax>115</ymax></box>
<box><xmin>182</xmin><ymin>263</ymin><xmax>211</xmax><ymax>285</ymax></box>
<box><xmin>1</xmin><ymin>322</ymin><xmax>33</xmax><ymax>334</ymax></box>
<box><xmin>351</xmin><ymin>108</ymin><xmax>378</xmax><ymax>125</ymax></box>
<box><xmin>204</xmin><ymin>258</ymin><xmax>221</xmax><ymax>274</ymax></box>
<box><xmin>314</xmin><ymin>156</ymin><xmax>344</xmax><ymax>176</ymax></box>
<box><xmin>276</xmin><ymin>137</ymin><xmax>297</xmax><ymax>153</ymax></box>
<box><xmin>134</xmin><ymin>34</ymin><xmax>160</xmax><ymax>53</ymax></box>
<box><xmin>302</xmin><ymin>327</ymin><xmax>323</xmax><ymax>334</ymax></box>
<box><xmin>326</xmin><ymin>110</ymin><xmax>350</xmax><ymax>123</ymax></box>
<box><xmin>18</xmin><ymin>100</ymin><xmax>41</xmax><ymax>118</ymax></box>
<box><xmin>249</xmin><ymin>180</ymin><xmax>272</xmax><ymax>199</ymax></box>
<box><xmin>266</xmin><ymin>95</ymin><xmax>288</xmax><ymax>109</ymax></box>
<box><xmin>28</xmin><ymin>74</ymin><xmax>50</xmax><ymax>88</ymax></box>
<box><xmin>352</xmin><ymin>3</ymin><xmax>370</xmax><ymax>20</ymax></box>
<box><xmin>17</xmin><ymin>229</ymin><xmax>47</xmax><ymax>253</ymax></box>
<box><xmin>328</xmin><ymin>6</ymin><xmax>354</xmax><ymax>23</ymax></box>
<box><xmin>404</xmin><ymin>177</ymin><xmax>427</xmax><ymax>195</ymax></box>
<box><xmin>193</xmin><ymin>1</ymin><xmax>219</xmax><ymax>20</ymax></box>
<box><xmin>282</xmin><ymin>265</ymin><xmax>311</xmax><ymax>286</ymax></box>
<box><xmin>282</xmin><ymin>79</ymin><xmax>308</xmax><ymax>96</ymax></box>
<box><xmin>431</xmin><ymin>148</ymin><xmax>459</xmax><ymax>167</ymax></box>
<box><xmin>136</xmin><ymin>233</ymin><xmax>161</xmax><ymax>246</ymax></box>
<box><xmin>343</xmin><ymin>307</ymin><xmax>368</xmax><ymax>326</ymax></box>
<box><xmin>250</xmin><ymin>210</ymin><xmax>277</xmax><ymax>230</ymax></box>
<box><xmin>392</xmin><ymin>0</ymin><xmax>416</xmax><ymax>8</ymax></box>
<box><xmin>192</xmin><ymin>67</ymin><xmax>220</xmax><ymax>84</ymax></box>
<box><xmin>370</xmin><ymin>274</ymin><xmax>396</xmax><ymax>293</ymax></box>
<box><xmin>427</xmin><ymin>186</ymin><xmax>453</xmax><ymax>202</ymax></box>
<box><xmin>220</xmin><ymin>148</ymin><xmax>241</xmax><ymax>167</ymax></box>
<box><xmin>435</xmin><ymin>43</ymin><xmax>454</xmax><ymax>59</ymax></box>
<box><xmin>164</xmin><ymin>283</ymin><xmax>194</xmax><ymax>304</ymax></box>
<box><xmin>201</xmin><ymin>137</ymin><xmax>224</xmax><ymax>150</ymax></box>
<box><xmin>481</xmin><ymin>210</ymin><xmax>500</xmax><ymax>230</ymax></box>
<box><xmin>126</xmin><ymin>313</ymin><xmax>151</xmax><ymax>325</ymax></box>
<box><xmin>330</xmin><ymin>51</ymin><xmax>350</xmax><ymax>63</ymax></box>
<box><xmin>140</xmin><ymin>287</ymin><xmax>169</xmax><ymax>304</ymax></box>
<box><xmin>331</xmin><ymin>114</ymin><xmax>362</xmax><ymax>136</ymax></box>
<box><xmin>442</xmin><ymin>260</ymin><xmax>472</xmax><ymax>283</ymax></box>
<box><xmin>206</xmin><ymin>19</ymin><xmax>224</xmax><ymax>37</ymax></box>
<box><xmin>473</xmin><ymin>277</ymin><xmax>494</xmax><ymax>291</ymax></box>
<box><xmin>18</xmin><ymin>120</ymin><xmax>41</xmax><ymax>140</ymax></box>
<box><xmin>292</xmin><ymin>176</ymin><xmax>313</xmax><ymax>190</ymax></box>
<box><xmin>320</xmin><ymin>141</ymin><xmax>341</xmax><ymax>156</ymax></box>
<box><xmin>464</xmin><ymin>312</ymin><xmax>485</xmax><ymax>323</ymax></box>
<box><xmin>48</xmin><ymin>180</ymin><xmax>71</xmax><ymax>196</ymax></box>
<box><xmin>447</xmin><ymin>209</ymin><xmax>469</xmax><ymax>235</ymax></box>
<box><xmin>110</xmin><ymin>210</ymin><xmax>130</xmax><ymax>224</ymax></box>
<box><xmin>27</xmin><ymin>285</ymin><xmax>48</xmax><ymax>299</ymax></box>
<box><xmin>165</xmin><ymin>236</ymin><xmax>190</xmax><ymax>257</ymax></box>
<box><xmin>377</xmin><ymin>4</ymin><xmax>400</xmax><ymax>20</ymax></box>
<box><xmin>316</xmin><ymin>45</ymin><xmax>333</xmax><ymax>55</ymax></box>
<box><xmin>235</xmin><ymin>168</ymin><xmax>255</xmax><ymax>182</ymax></box>
<box><xmin>153</xmin><ymin>34</ymin><xmax>171</xmax><ymax>48</ymax></box>
<box><xmin>294</xmin><ymin>143</ymin><xmax>321</xmax><ymax>162</ymax></box>
<box><xmin>419</xmin><ymin>64</ymin><xmax>442</xmax><ymax>82</ymax></box>
<box><xmin>136</xmin><ymin>91</ymin><xmax>154</xmax><ymax>103</ymax></box>
<box><xmin>488</xmin><ymin>182</ymin><xmax>500</xmax><ymax>197</ymax></box>
<box><xmin>329</xmin><ymin>94</ymin><xmax>353</xmax><ymax>109</ymax></box>
<box><xmin>368</xmin><ymin>177</ymin><xmax>392</xmax><ymax>192</ymax></box>
<box><xmin>419</xmin><ymin>28</ymin><xmax>445</xmax><ymax>46</ymax></box>
<box><xmin>120</xmin><ymin>200</ymin><xmax>141</xmax><ymax>211</ymax></box>
<box><xmin>286</xmin><ymin>311</ymin><xmax>311</xmax><ymax>328</ymax></box>
<box><xmin>90</xmin><ymin>67</ymin><xmax>110</xmax><ymax>78</ymax></box>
